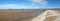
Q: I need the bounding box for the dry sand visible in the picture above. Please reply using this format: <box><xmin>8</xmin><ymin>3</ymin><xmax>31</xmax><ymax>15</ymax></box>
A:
<box><xmin>32</xmin><ymin>10</ymin><xmax>60</xmax><ymax>21</ymax></box>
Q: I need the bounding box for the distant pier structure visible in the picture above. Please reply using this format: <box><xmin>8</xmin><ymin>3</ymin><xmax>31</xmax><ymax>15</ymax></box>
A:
<box><xmin>9</xmin><ymin>8</ymin><xmax>12</xmax><ymax>10</ymax></box>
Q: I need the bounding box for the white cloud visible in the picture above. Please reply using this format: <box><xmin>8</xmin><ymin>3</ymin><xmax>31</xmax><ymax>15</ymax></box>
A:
<box><xmin>0</xmin><ymin>4</ymin><xmax>17</xmax><ymax>7</ymax></box>
<box><xmin>0</xmin><ymin>4</ymin><xmax>40</xmax><ymax>9</ymax></box>
<box><xmin>31</xmin><ymin>0</ymin><xmax>48</xmax><ymax>6</ymax></box>
<box><xmin>0</xmin><ymin>4</ymin><xmax>18</xmax><ymax>9</ymax></box>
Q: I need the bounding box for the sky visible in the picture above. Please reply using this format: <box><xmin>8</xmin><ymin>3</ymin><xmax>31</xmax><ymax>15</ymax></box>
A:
<box><xmin>0</xmin><ymin>0</ymin><xmax>60</xmax><ymax>9</ymax></box>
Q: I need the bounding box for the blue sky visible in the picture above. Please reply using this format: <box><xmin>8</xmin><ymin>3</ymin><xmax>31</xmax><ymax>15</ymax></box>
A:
<box><xmin>0</xmin><ymin>0</ymin><xmax>60</xmax><ymax>9</ymax></box>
